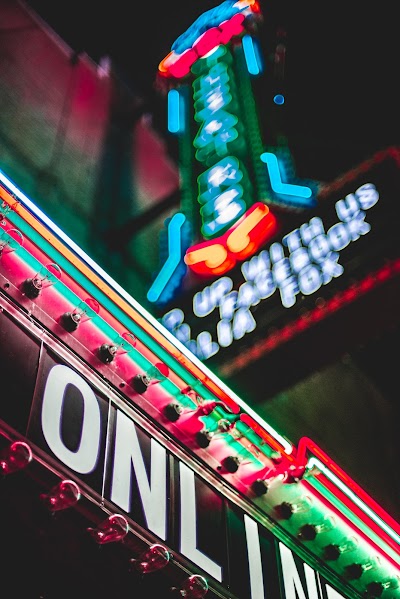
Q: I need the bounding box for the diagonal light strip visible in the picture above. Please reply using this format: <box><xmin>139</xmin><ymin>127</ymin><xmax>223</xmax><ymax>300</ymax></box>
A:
<box><xmin>0</xmin><ymin>168</ymin><xmax>293</xmax><ymax>454</ymax></box>
<box><xmin>308</xmin><ymin>457</ymin><xmax>400</xmax><ymax>547</ymax></box>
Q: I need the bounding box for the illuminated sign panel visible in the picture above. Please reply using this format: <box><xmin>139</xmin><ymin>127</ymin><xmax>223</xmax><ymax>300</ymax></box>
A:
<box><xmin>0</xmin><ymin>169</ymin><xmax>399</xmax><ymax>599</ymax></box>
<box><xmin>158</xmin><ymin>150</ymin><xmax>400</xmax><ymax>365</ymax></box>
<box><xmin>150</xmin><ymin>1</ymin><xmax>318</xmax><ymax>303</ymax></box>
<box><xmin>0</xmin><ymin>310</ymin><xmax>351</xmax><ymax>598</ymax></box>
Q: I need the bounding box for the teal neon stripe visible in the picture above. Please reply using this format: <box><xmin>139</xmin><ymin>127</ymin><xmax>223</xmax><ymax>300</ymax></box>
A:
<box><xmin>168</xmin><ymin>89</ymin><xmax>184</xmax><ymax>134</ymax></box>
<box><xmin>147</xmin><ymin>213</ymin><xmax>186</xmax><ymax>303</ymax></box>
<box><xmin>242</xmin><ymin>35</ymin><xmax>261</xmax><ymax>76</ymax></box>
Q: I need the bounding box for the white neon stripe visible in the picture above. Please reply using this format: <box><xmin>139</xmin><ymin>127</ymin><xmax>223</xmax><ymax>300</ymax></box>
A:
<box><xmin>307</xmin><ymin>457</ymin><xmax>400</xmax><ymax>546</ymax></box>
<box><xmin>0</xmin><ymin>169</ymin><xmax>293</xmax><ymax>454</ymax></box>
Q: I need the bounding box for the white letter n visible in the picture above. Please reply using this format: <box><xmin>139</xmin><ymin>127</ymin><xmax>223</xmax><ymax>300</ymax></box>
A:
<box><xmin>111</xmin><ymin>410</ymin><xmax>167</xmax><ymax>540</ymax></box>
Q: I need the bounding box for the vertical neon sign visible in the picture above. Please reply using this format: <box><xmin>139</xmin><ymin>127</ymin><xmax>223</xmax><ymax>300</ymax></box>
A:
<box><xmin>148</xmin><ymin>0</ymin><xmax>317</xmax><ymax>304</ymax></box>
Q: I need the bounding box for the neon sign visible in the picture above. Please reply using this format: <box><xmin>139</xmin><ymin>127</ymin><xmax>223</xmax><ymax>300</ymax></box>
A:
<box><xmin>0</xmin><ymin>168</ymin><xmax>399</xmax><ymax>599</ymax></box>
<box><xmin>162</xmin><ymin>182</ymin><xmax>378</xmax><ymax>359</ymax></box>
<box><xmin>158</xmin><ymin>0</ymin><xmax>260</xmax><ymax>80</ymax></box>
<box><xmin>149</xmin><ymin>1</ymin><xmax>318</xmax><ymax>304</ymax></box>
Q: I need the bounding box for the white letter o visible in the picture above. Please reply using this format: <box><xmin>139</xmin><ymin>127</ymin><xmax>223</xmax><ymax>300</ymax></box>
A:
<box><xmin>41</xmin><ymin>364</ymin><xmax>101</xmax><ymax>474</ymax></box>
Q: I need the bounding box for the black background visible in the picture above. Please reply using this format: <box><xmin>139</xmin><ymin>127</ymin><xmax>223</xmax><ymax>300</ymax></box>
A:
<box><xmin>24</xmin><ymin>0</ymin><xmax>399</xmax><ymax>182</ymax></box>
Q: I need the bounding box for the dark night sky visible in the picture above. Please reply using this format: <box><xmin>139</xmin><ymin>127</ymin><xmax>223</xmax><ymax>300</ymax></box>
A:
<box><xmin>24</xmin><ymin>0</ymin><xmax>399</xmax><ymax>184</ymax></box>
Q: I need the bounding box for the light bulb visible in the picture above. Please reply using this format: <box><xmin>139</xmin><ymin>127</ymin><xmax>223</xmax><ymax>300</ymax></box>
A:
<box><xmin>252</xmin><ymin>471</ymin><xmax>287</xmax><ymax>496</ymax></box>
<box><xmin>365</xmin><ymin>577</ymin><xmax>399</xmax><ymax>598</ymax></box>
<box><xmin>164</xmin><ymin>393</ymin><xmax>224</xmax><ymax>423</ymax></box>
<box><xmin>40</xmin><ymin>479</ymin><xmax>81</xmax><ymax>512</ymax></box>
<box><xmin>0</xmin><ymin>228</ymin><xmax>23</xmax><ymax>256</ymax></box>
<box><xmin>171</xmin><ymin>574</ymin><xmax>209</xmax><ymax>598</ymax></box>
<box><xmin>164</xmin><ymin>386</ymin><xmax>204</xmax><ymax>422</ymax></box>
<box><xmin>252</xmin><ymin>461</ymin><xmax>307</xmax><ymax>498</ymax></box>
<box><xmin>21</xmin><ymin>263</ymin><xmax>62</xmax><ymax>299</ymax></box>
<box><xmin>196</xmin><ymin>400</ymin><xmax>233</xmax><ymax>416</ymax></box>
<box><xmin>0</xmin><ymin>440</ymin><xmax>33</xmax><ymax>475</ymax></box>
<box><xmin>322</xmin><ymin>537</ymin><xmax>359</xmax><ymax>561</ymax></box>
<box><xmin>131</xmin><ymin>362</ymin><xmax>169</xmax><ymax>393</ymax></box>
<box><xmin>164</xmin><ymin>402</ymin><xmax>185</xmax><ymax>422</ymax></box>
<box><xmin>181</xmin><ymin>386</ymin><xmax>232</xmax><ymax>416</ymax></box>
<box><xmin>196</xmin><ymin>428</ymin><xmax>214</xmax><ymax>448</ymax></box>
<box><xmin>221</xmin><ymin>455</ymin><xmax>243</xmax><ymax>474</ymax></box>
<box><xmin>87</xmin><ymin>513</ymin><xmax>129</xmax><ymax>545</ymax></box>
<box><xmin>221</xmin><ymin>438</ymin><xmax>259</xmax><ymax>474</ymax></box>
<box><xmin>61</xmin><ymin>297</ymin><xmax>100</xmax><ymax>332</ymax></box>
<box><xmin>98</xmin><ymin>331</ymin><xmax>136</xmax><ymax>364</ymax></box>
<box><xmin>130</xmin><ymin>543</ymin><xmax>171</xmax><ymax>574</ymax></box>
<box><xmin>196</xmin><ymin>418</ymin><xmax>238</xmax><ymax>448</ymax></box>
<box><xmin>298</xmin><ymin>516</ymin><xmax>336</xmax><ymax>541</ymax></box>
<box><xmin>196</xmin><ymin>429</ymin><xmax>214</xmax><ymax>448</ymax></box>
<box><xmin>274</xmin><ymin>496</ymin><xmax>312</xmax><ymax>520</ymax></box>
<box><xmin>344</xmin><ymin>557</ymin><xmax>380</xmax><ymax>581</ymax></box>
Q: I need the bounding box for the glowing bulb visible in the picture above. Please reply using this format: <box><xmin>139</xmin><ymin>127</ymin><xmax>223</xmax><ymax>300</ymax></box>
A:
<box><xmin>0</xmin><ymin>440</ymin><xmax>33</xmax><ymax>475</ymax></box>
<box><xmin>298</xmin><ymin>517</ymin><xmax>336</xmax><ymax>541</ymax></box>
<box><xmin>344</xmin><ymin>557</ymin><xmax>380</xmax><ymax>581</ymax></box>
<box><xmin>40</xmin><ymin>479</ymin><xmax>81</xmax><ymax>512</ymax></box>
<box><xmin>365</xmin><ymin>577</ymin><xmax>399</xmax><ymax>598</ymax></box>
<box><xmin>251</xmin><ymin>470</ymin><xmax>286</xmax><ymax>496</ymax></box>
<box><xmin>131</xmin><ymin>362</ymin><xmax>169</xmax><ymax>393</ymax></box>
<box><xmin>21</xmin><ymin>263</ymin><xmax>62</xmax><ymax>299</ymax></box>
<box><xmin>196</xmin><ymin>418</ymin><xmax>237</xmax><ymax>448</ymax></box>
<box><xmin>322</xmin><ymin>537</ymin><xmax>359</xmax><ymax>561</ymax></box>
<box><xmin>87</xmin><ymin>513</ymin><xmax>129</xmax><ymax>545</ymax></box>
<box><xmin>273</xmin><ymin>94</ymin><xmax>285</xmax><ymax>105</ymax></box>
<box><xmin>130</xmin><ymin>543</ymin><xmax>171</xmax><ymax>574</ymax></box>
<box><xmin>61</xmin><ymin>297</ymin><xmax>100</xmax><ymax>332</ymax></box>
<box><xmin>0</xmin><ymin>228</ymin><xmax>23</xmax><ymax>256</ymax></box>
<box><xmin>98</xmin><ymin>331</ymin><xmax>137</xmax><ymax>364</ymax></box>
<box><xmin>274</xmin><ymin>496</ymin><xmax>312</xmax><ymax>519</ymax></box>
<box><xmin>171</xmin><ymin>574</ymin><xmax>209</xmax><ymax>598</ymax></box>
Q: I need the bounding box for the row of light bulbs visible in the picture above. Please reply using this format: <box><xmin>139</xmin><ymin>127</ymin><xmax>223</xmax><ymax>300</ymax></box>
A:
<box><xmin>0</xmin><ymin>225</ymin><xmax>285</xmax><ymax>484</ymax></box>
<box><xmin>0</xmin><ymin>439</ymin><xmax>209</xmax><ymax>598</ymax></box>
<box><xmin>0</xmin><ymin>224</ymin><xmax>299</xmax><ymax>482</ymax></box>
<box><xmin>0</xmin><ymin>230</ymin><xmax>278</xmax><ymax>473</ymax></box>
<box><xmin>2</xmin><ymin>439</ymin><xmax>398</xmax><ymax>599</ymax></box>
<box><xmin>0</xmin><ymin>226</ymin><xmax>172</xmax><ymax>394</ymax></box>
<box><xmin>1</xmin><ymin>223</ymin><xmax>398</xmax><ymax>599</ymax></box>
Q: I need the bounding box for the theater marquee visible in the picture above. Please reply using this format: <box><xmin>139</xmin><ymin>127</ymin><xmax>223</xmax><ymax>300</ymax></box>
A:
<box><xmin>0</xmin><ymin>165</ymin><xmax>399</xmax><ymax>598</ymax></box>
